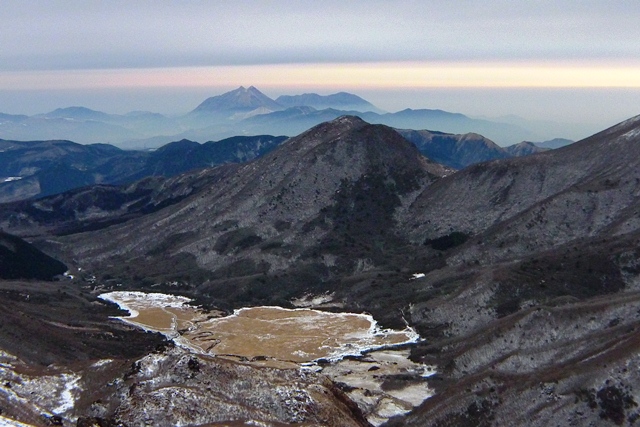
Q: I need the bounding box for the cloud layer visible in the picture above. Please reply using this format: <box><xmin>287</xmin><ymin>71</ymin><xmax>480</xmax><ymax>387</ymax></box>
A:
<box><xmin>3</xmin><ymin>1</ymin><xmax>640</xmax><ymax>71</ymax></box>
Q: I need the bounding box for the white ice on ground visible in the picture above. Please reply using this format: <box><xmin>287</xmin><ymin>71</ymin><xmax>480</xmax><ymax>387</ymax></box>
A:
<box><xmin>372</xmin><ymin>398</ymin><xmax>410</xmax><ymax>424</ymax></box>
<box><xmin>51</xmin><ymin>374</ymin><xmax>81</xmax><ymax>414</ymax></box>
<box><xmin>90</xmin><ymin>359</ymin><xmax>113</xmax><ymax>368</ymax></box>
<box><xmin>98</xmin><ymin>291</ymin><xmax>192</xmax><ymax>321</ymax></box>
<box><xmin>321</xmin><ymin>348</ymin><xmax>436</xmax><ymax>425</ymax></box>
<box><xmin>0</xmin><ymin>415</ymin><xmax>38</xmax><ymax>427</ymax></box>
<box><xmin>0</xmin><ymin>348</ymin><xmax>82</xmax><ymax>422</ymax></box>
<box><xmin>97</xmin><ymin>291</ymin><xmax>436</xmax><ymax>425</ymax></box>
<box><xmin>622</xmin><ymin>128</ymin><xmax>640</xmax><ymax>139</ymax></box>
<box><xmin>386</xmin><ymin>382</ymin><xmax>435</xmax><ymax>406</ymax></box>
<box><xmin>1</xmin><ymin>177</ymin><xmax>21</xmax><ymax>183</ymax></box>
<box><xmin>291</xmin><ymin>292</ymin><xmax>336</xmax><ymax>308</ymax></box>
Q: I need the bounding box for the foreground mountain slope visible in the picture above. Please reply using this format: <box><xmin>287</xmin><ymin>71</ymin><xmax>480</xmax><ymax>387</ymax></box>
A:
<box><xmin>384</xmin><ymin>114</ymin><xmax>640</xmax><ymax>426</ymax></box>
<box><xmin>58</xmin><ymin>117</ymin><xmax>447</xmax><ymax>301</ymax></box>
<box><xmin>1</xmin><ymin>115</ymin><xmax>640</xmax><ymax>425</ymax></box>
<box><xmin>0</xmin><ymin>231</ymin><xmax>67</xmax><ymax>280</ymax></box>
<box><xmin>63</xmin><ymin>115</ymin><xmax>640</xmax><ymax>426</ymax></box>
<box><xmin>402</xmin><ymin>115</ymin><xmax>640</xmax><ymax>251</ymax></box>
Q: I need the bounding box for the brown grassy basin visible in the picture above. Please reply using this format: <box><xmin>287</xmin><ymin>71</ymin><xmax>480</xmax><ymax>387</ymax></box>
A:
<box><xmin>99</xmin><ymin>291</ymin><xmax>419</xmax><ymax>363</ymax></box>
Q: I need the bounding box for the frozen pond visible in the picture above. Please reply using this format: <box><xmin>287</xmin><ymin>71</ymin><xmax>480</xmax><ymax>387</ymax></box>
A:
<box><xmin>99</xmin><ymin>291</ymin><xmax>435</xmax><ymax>425</ymax></box>
<box><xmin>99</xmin><ymin>291</ymin><xmax>418</xmax><ymax>362</ymax></box>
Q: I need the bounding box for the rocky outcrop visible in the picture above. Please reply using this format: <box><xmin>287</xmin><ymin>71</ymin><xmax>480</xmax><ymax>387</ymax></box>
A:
<box><xmin>84</xmin><ymin>346</ymin><xmax>371</xmax><ymax>427</ymax></box>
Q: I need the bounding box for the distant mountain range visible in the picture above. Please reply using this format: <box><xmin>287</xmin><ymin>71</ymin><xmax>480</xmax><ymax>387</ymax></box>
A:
<box><xmin>0</xmin><ymin>122</ymin><xmax>565</xmax><ymax>204</ymax></box>
<box><xmin>531</xmin><ymin>137</ymin><xmax>574</xmax><ymax>149</ymax></box>
<box><xmin>0</xmin><ymin>86</ymin><xmax>576</xmax><ymax>148</ymax></box>
<box><xmin>0</xmin><ymin>135</ymin><xmax>286</xmax><ymax>203</ymax></box>
<box><xmin>398</xmin><ymin>129</ymin><xmax>512</xmax><ymax>169</ymax></box>
<box><xmin>275</xmin><ymin>91</ymin><xmax>384</xmax><ymax>113</ymax></box>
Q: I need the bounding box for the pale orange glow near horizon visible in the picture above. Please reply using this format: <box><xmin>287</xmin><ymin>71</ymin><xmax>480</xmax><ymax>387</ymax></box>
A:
<box><xmin>3</xmin><ymin>62</ymin><xmax>640</xmax><ymax>91</ymax></box>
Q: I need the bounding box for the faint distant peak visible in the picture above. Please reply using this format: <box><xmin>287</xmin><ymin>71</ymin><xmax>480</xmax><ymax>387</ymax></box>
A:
<box><xmin>504</xmin><ymin>140</ymin><xmax>549</xmax><ymax>156</ymax></box>
<box><xmin>532</xmin><ymin>138</ymin><xmax>574</xmax><ymax>149</ymax></box>
<box><xmin>39</xmin><ymin>106</ymin><xmax>112</xmax><ymax>120</ymax></box>
<box><xmin>275</xmin><ymin>91</ymin><xmax>384</xmax><ymax>113</ymax></box>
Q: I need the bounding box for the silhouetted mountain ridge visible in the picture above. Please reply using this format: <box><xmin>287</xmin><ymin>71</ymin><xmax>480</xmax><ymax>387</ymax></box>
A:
<box><xmin>398</xmin><ymin>129</ymin><xmax>511</xmax><ymax>169</ymax></box>
<box><xmin>276</xmin><ymin>92</ymin><xmax>383</xmax><ymax>113</ymax></box>
<box><xmin>0</xmin><ymin>86</ymin><xmax>569</xmax><ymax>147</ymax></box>
<box><xmin>504</xmin><ymin>140</ymin><xmax>549</xmax><ymax>156</ymax></box>
<box><xmin>0</xmin><ymin>135</ymin><xmax>286</xmax><ymax>202</ymax></box>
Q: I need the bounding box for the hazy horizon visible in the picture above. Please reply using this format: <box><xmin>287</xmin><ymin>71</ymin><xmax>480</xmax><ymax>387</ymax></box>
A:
<box><xmin>2</xmin><ymin>1</ymin><xmax>640</xmax><ymax>141</ymax></box>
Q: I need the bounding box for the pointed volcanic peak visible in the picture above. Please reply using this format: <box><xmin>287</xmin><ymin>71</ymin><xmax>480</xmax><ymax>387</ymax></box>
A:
<box><xmin>275</xmin><ymin>92</ymin><xmax>384</xmax><ymax>113</ymax></box>
<box><xmin>191</xmin><ymin>86</ymin><xmax>283</xmax><ymax>114</ymax></box>
<box><xmin>62</xmin><ymin>116</ymin><xmax>448</xmax><ymax>291</ymax></box>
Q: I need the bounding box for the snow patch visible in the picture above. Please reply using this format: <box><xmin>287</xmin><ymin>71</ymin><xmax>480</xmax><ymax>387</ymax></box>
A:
<box><xmin>321</xmin><ymin>349</ymin><xmax>436</xmax><ymax>425</ymax></box>
<box><xmin>52</xmin><ymin>374</ymin><xmax>81</xmax><ymax>414</ymax></box>
<box><xmin>99</xmin><ymin>291</ymin><xmax>192</xmax><ymax>322</ymax></box>
<box><xmin>622</xmin><ymin>127</ymin><xmax>640</xmax><ymax>139</ymax></box>
<box><xmin>0</xmin><ymin>358</ymin><xmax>81</xmax><ymax>420</ymax></box>
<box><xmin>0</xmin><ymin>415</ymin><xmax>38</xmax><ymax>427</ymax></box>
<box><xmin>90</xmin><ymin>359</ymin><xmax>114</xmax><ymax>368</ymax></box>
<box><xmin>291</xmin><ymin>292</ymin><xmax>335</xmax><ymax>308</ymax></box>
<box><xmin>1</xmin><ymin>177</ymin><xmax>21</xmax><ymax>183</ymax></box>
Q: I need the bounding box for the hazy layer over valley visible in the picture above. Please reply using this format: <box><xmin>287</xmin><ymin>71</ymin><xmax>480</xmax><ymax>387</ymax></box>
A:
<box><xmin>0</xmin><ymin>87</ymin><xmax>578</xmax><ymax>149</ymax></box>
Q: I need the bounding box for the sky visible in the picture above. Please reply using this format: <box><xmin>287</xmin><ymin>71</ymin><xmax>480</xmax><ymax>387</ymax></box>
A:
<box><xmin>1</xmin><ymin>0</ymin><xmax>640</xmax><ymax>137</ymax></box>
